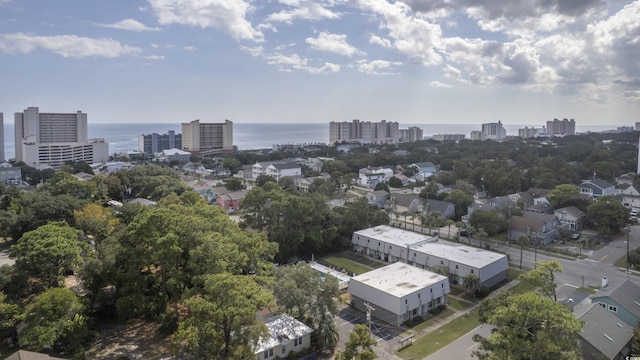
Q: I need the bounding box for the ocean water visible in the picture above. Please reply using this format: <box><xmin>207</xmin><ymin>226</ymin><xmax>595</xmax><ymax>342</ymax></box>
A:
<box><xmin>0</xmin><ymin>122</ymin><xmax>622</xmax><ymax>160</ymax></box>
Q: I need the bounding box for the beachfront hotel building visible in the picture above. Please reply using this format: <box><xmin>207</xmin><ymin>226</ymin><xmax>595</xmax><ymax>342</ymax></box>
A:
<box><xmin>181</xmin><ymin>119</ymin><xmax>233</xmax><ymax>155</ymax></box>
<box><xmin>138</xmin><ymin>130</ymin><xmax>182</xmax><ymax>156</ymax></box>
<box><xmin>329</xmin><ymin>119</ymin><xmax>400</xmax><ymax>145</ymax></box>
<box><xmin>400</xmin><ymin>126</ymin><xmax>424</xmax><ymax>142</ymax></box>
<box><xmin>547</xmin><ymin>118</ymin><xmax>576</xmax><ymax>136</ymax></box>
<box><xmin>481</xmin><ymin>121</ymin><xmax>507</xmax><ymax>141</ymax></box>
<box><xmin>14</xmin><ymin>107</ymin><xmax>108</xmax><ymax>168</ymax></box>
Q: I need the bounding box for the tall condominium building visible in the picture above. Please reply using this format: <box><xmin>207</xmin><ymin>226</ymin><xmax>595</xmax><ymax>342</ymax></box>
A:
<box><xmin>0</xmin><ymin>113</ymin><xmax>4</xmax><ymax>162</ymax></box>
<box><xmin>518</xmin><ymin>126</ymin><xmax>545</xmax><ymax>139</ymax></box>
<box><xmin>181</xmin><ymin>119</ymin><xmax>233</xmax><ymax>155</ymax></box>
<box><xmin>329</xmin><ymin>119</ymin><xmax>400</xmax><ymax>144</ymax></box>
<box><xmin>546</xmin><ymin>118</ymin><xmax>575</xmax><ymax>136</ymax></box>
<box><xmin>481</xmin><ymin>121</ymin><xmax>507</xmax><ymax>141</ymax></box>
<box><xmin>432</xmin><ymin>134</ymin><xmax>465</xmax><ymax>141</ymax></box>
<box><xmin>399</xmin><ymin>126</ymin><xmax>424</xmax><ymax>142</ymax></box>
<box><xmin>138</xmin><ymin>130</ymin><xmax>182</xmax><ymax>155</ymax></box>
<box><xmin>14</xmin><ymin>107</ymin><xmax>108</xmax><ymax>168</ymax></box>
<box><xmin>470</xmin><ymin>130</ymin><xmax>485</xmax><ymax>141</ymax></box>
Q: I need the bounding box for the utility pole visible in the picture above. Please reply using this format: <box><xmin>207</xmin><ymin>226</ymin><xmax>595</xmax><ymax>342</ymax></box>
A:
<box><xmin>364</xmin><ymin>302</ymin><xmax>375</xmax><ymax>339</ymax></box>
<box><xmin>627</xmin><ymin>226</ymin><xmax>631</xmax><ymax>272</ymax></box>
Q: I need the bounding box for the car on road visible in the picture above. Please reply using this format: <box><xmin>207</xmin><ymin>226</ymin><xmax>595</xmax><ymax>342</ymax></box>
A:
<box><xmin>571</xmin><ymin>233</ymin><xmax>580</xmax><ymax>240</ymax></box>
<box><xmin>459</xmin><ymin>229</ymin><xmax>474</xmax><ymax>237</ymax></box>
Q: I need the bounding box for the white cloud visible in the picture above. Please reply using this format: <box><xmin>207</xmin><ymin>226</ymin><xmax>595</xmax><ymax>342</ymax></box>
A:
<box><xmin>147</xmin><ymin>0</ymin><xmax>263</xmax><ymax>42</ymax></box>
<box><xmin>144</xmin><ymin>55</ymin><xmax>165</xmax><ymax>60</ymax></box>
<box><xmin>430</xmin><ymin>81</ymin><xmax>453</xmax><ymax>88</ymax></box>
<box><xmin>368</xmin><ymin>34</ymin><xmax>392</xmax><ymax>48</ymax></box>
<box><xmin>0</xmin><ymin>33</ymin><xmax>141</xmax><ymax>58</ymax></box>
<box><xmin>266</xmin><ymin>52</ymin><xmax>340</xmax><ymax>73</ymax></box>
<box><xmin>240</xmin><ymin>45</ymin><xmax>263</xmax><ymax>57</ymax></box>
<box><xmin>305</xmin><ymin>32</ymin><xmax>364</xmax><ymax>57</ymax></box>
<box><xmin>183</xmin><ymin>45</ymin><xmax>197</xmax><ymax>52</ymax></box>
<box><xmin>352</xmin><ymin>0</ymin><xmax>443</xmax><ymax>65</ymax></box>
<box><xmin>357</xmin><ymin>59</ymin><xmax>401</xmax><ymax>75</ymax></box>
<box><xmin>99</xmin><ymin>19</ymin><xmax>159</xmax><ymax>32</ymax></box>
<box><xmin>266</xmin><ymin>0</ymin><xmax>342</xmax><ymax>24</ymax></box>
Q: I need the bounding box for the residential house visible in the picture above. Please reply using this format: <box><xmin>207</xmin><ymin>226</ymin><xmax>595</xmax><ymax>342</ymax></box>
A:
<box><xmin>72</xmin><ymin>172</ymin><xmax>94</xmax><ymax>182</ymax></box>
<box><xmin>358</xmin><ymin>169</ymin><xmax>386</xmax><ymax>188</ymax></box>
<box><xmin>615</xmin><ymin>172</ymin><xmax>636</xmax><ymax>186</ymax></box>
<box><xmin>254</xmin><ymin>314</ymin><xmax>313</xmax><ymax>360</ymax></box>
<box><xmin>579</xmin><ymin>179</ymin><xmax>615</xmax><ymax>199</ymax></box>
<box><xmin>389</xmin><ymin>194</ymin><xmax>455</xmax><ymax>220</ymax></box>
<box><xmin>368</xmin><ymin>190</ymin><xmax>390</xmax><ymax>208</ymax></box>
<box><xmin>127</xmin><ymin>198</ymin><xmax>157</xmax><ymax>206</ymax></box>
<box><xmin>509</xmin><ymin>212</ymin><xmax>563</xmax><ymax>245</ymax></box>
<box><xmin>591</xmin><ymin>279</ymin><xmax>640</xmax><ymax>327</ymax></box>
<box><xmin>617</xmin><ymin>184</ymin><xmax>640</xmax><ymax>209</ymax></box>
<box><xmin>266</xmin><ymin>163</ymin><xmax>302</xmax><ymax>181</ymax></box>
<box><xmin>576</xmin><ymin>303</ymin><xmax>633</xmax><ymax>360</ymax></box>
<box><xmin>555</xmin><ymin>206</ymin><xmax>586</xmax><ymax>232</ymax></box>
<box><xmin>524</xmin><ymin>203</ymin><xmax>554</xmax><ymax>214</ymax></box>
<box><xmin>408</xmin><ymin>162</ymin><xmax>438</xmax><ymax>181</ymax></box>
<box><xmin>252</xmin><ymin>161</ymin><xmax>277</xmax><ymax>179</ymax></box>
<box><xmin>215</xmin><ymin>190</ymin><xmax>247</xmax><ymax>213</ymax></box>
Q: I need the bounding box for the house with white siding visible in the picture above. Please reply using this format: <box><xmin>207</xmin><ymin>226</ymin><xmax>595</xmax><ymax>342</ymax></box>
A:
<box><xmin>254</xmin><ymin>314</ymin><xmax>313</xmax><ymax>360</ymax></box>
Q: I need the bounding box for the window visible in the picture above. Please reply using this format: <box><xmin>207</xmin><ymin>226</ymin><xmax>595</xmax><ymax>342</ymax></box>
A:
<box><xmin>455</xmin><ymin>264</ymin><xmax>458</xmax><ymax>269</ymax></box>
<box><xmin>270</xmin><ymin>349</ymin><xmax>273</xmax><ymax>357</ymax></box>
<box><xmin>282</xmin><ymin>347</ymin><xmax>286</xmax><ymax>355</ymax></box>
<box><xmin>390</xmin><ymin>245</ymin><xmax>392</xmax><ymax>249</ymax></box>
<box><xmin>294</xmin><ymin>338</ymin><xmax>298</xmax><ymax>347</ymax></box>
<box><xmin>264</xmin><ymin>350</ymin><xmax>269</xmax><ymax>359</ymax></box>
<box><xmin>440</xmin><ymin>260</ymin><xmax>444</xmax><ymax>265</ymax></box>
<box><xmin>608</xmin><ymin>305</ymin><xmax>618</xmax><ymax>313</ymax></box>
<box><xmin>437</xmin><ymin>298</ymin><xmax>442</xmax><ymax>305</ymax></box>
<box><xmin>599</xmin><ymin>302</ymin><xmax>606</xmax><ymax>309</ymax></box>
<box><xmin>405</xmin><ymin>299</ymin><xmax>408</xmax><ymax>304</ymax></box>
<box><xmin>470</xmin><ymin>269</ymin><xmax>474</xmax><ymax>274</ymax></box>
<box><xmin>418</xmin><ymin>293</ymin><xmax>421</xmax><ymax>298</ymax></box>
<box><xmin>430</xmin><ymin>288</ymin><xmax>433</xmax><ymax>293</ymax></box>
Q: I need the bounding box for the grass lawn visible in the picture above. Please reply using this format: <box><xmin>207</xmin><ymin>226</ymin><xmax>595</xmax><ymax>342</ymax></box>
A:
<box><xmin>321</xmin><ymin>256</ymin><xmax>372</xmax><ymax>275</ymax></box>
<box><xmin>340</xmin><ymin>252</ymin><xmax>385</xmax><ymax>269</ymax></box>
<box><xmin>507</xmin><ymin>267</ymin><xmax>527</xmax><ymax>280</ymax></box>
<box><xmin>506</xmin><ymin>280</ymin><xmax>536</xmax><ymax>295</ymax></box>
<box><xmin>397</xmin><ymin>310</ymin><xmax>480</xmax><ymax>360</ymax></box>
<box><xmin>447</xmin><ymin>297</ymin><xmax>468</xmax><ymax>311</ymax></box>
<box><xmin>614</xmin><ymin>254</ymin><xmax>627</xmax><ymax>268</ymax></box>
<box><xmin>409</xmin><ymin>308</ymin><xmax>456</xmax><ymax>332</ymax></box>
<box><xmin>577</xmin><ymin>287</ymin><xmax>598</xmax><ymax>295</ymax></box>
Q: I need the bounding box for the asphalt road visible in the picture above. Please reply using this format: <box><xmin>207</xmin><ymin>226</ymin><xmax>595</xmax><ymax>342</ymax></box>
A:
<box><xmin>420</xmin><ymin>225</ymin><xmax>640</xmax><ymax>360</ymax></box>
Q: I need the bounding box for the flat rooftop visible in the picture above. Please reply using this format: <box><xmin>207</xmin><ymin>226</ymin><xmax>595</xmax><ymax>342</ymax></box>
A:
<box><xmin>354</xmin><ymin>225</ymin><xmax>436</xmax><ymax>248</ymax></box>
<box><xmin>409</xmin><ymin>241</ymin><xmax>507</xmax><ymax>268</ymax></box>
<box><xmin>351</xmin><ymin>262</ymin><xmax>447</xmax><ymax>298</ymax></box>
<box><xmin>308</xmin><ymin>262</ymin><xmax>351</xmax><ymax>289</ymax></box>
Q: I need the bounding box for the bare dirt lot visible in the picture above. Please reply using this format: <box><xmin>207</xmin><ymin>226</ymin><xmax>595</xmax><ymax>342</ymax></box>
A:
<box><xmin>85</xmin><ymin>319</ymin><xmax>174</xmax><ymax>360</ymax></box>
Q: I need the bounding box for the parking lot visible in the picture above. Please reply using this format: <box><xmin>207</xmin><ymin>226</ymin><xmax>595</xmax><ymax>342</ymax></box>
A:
<box><xmin>335</xmin><ymin>305</ymin><xmax>404</xmax><ymax>359</ymax></box>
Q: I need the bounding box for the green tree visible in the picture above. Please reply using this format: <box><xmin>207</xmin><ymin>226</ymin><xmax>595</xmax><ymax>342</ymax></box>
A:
<box><xmin>171</xmin><ymin>273</ymin><xmax>273</xmax><ymax>359</ymax></box>
<box><xmin>223</xmin><ymin>176</ymin><xmax>244</xmax><ymax>191</ymax></box>
<box><xmin>0</xmin><ymin>291</ymin><xmax>19</xmax><ymax>333</ymax></box>
<box><xmin>388</xmin><ymin>176</ymin><xmax>403</xmax><ymax>188</ymax></box>
<box><xmin>547</xmin><ymin>184</ymin><xmax>588</xmax><ymax>211</ymax></box>
<box><xmin>444</xmin><ymin>190</ymin><xmax>473</xmax><ymax>220</ymax></box>
<box><xmin>586</xmin><ymin>195</ymin><xmax>629</xmax><ymax>235</ymax></box>
<box><xmin>519</xmin><ymin>260</ymin><xmax>562</xmax><ymax>302</ymax></box>
<box><xmin>473</xmin><ymin>292</ymin><xmax>582</xmax><ymax>360</ymax></box>
<box><xmin>255</xmin><ymin>174</ymin><xmax>276</xmax><ymax>187</ymax></box>
<box><xmin>19</xmin><ymin>287</ymin><xmax>89</xmax><ymax>354</ymax></box>
<box><xmin>222</xmin><ymin>157</ymin><xmax>241</xmax><ymax>174</ymax></box>
<box><xmin>469</xmin><ymin>210</ymin><xmax>506</xmax><ymax>236</ymax></box>
<box><xmin>278</xmin><ymin>176</ymin><xmax>295</xmax><ymax>189</ymax></box>
<box><xmin>74</xmin><ymin>203</ymin><xmax>119</xmax><ymax>241</ymax></box>
<box><xmin>13</xmin><ymin>222</ymin><xmax>85</xmax><ymax>288</ymax></box>
<box><xmin>335</xmin><ymin>324</ymin><xmax>377</xmax><ymax>360</ymax></box>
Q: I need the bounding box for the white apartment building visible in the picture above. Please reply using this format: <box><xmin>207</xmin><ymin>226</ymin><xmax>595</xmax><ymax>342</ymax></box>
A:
<box><xmin>351</xmin><ymin>225</ymin><xmax>508</xmax><ymax>289</ymax></box>
<box><xmin>400</xmin><ymin>126</ymin><xmax>424</xmax><ymax>142</ymax></box>
<box><xmin>350</xmin><ymin>262</ymin><xmax>450</xmax><ymax>327</ymax></box>
<box><xmin>546</xmin><ymin>118</ymin><xmax>576</xmax><ymax>136</ymax></box>
<box><xmin>14</xmin><ymin>107</ymin><xmax>108</xmax><ymax>168</ymax></box>
<box><xmin>481</xmin><ymin>121</ymin><xmax>506</xmax><ymax>141</ymax></box>
<box><xmin>181</xmin><ymin>119</ymin><xmax>233</xmax><ymax>155</ymax></box>
<box><xmin>329</xmin><ymin>119</ymin><xmax>400</xmax><ymax>145</ymax></box>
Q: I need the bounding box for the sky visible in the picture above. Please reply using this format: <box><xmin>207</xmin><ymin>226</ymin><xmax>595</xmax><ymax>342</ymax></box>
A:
<box><xmin>0</xmin><ymin>0</ymin><xmax>639</xmax><ymax>126</ymax></box>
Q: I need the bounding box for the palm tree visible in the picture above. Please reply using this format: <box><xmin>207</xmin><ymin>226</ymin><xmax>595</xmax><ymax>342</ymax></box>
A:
<box><xmin>316</xmin><ymin>313</ymin><xmax>339</xmax><ymax>354</ymax></box>
<box><xmin>516</xmin><ymin>235</ymin><xmax>530</xmax><ymax>269</ymax></box>
<box><xmin>402</xmin><ymin>211</ymin><xmax>409</xmax><ymax>229</ymax></box>
<box><xmin>477</xmin><ymin>228</ymin><xmax>488</xmax><ymax>248</ymax></box>
<box><xmin>445</xmin><ymin>219</ymin><xmax>455</xmax><ymax>240</ymax></box>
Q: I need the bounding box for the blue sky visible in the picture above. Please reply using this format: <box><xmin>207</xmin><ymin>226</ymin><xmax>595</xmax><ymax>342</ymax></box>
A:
<box><xmin>0</xmin><ymin>0</ymin><xmax>639</xmax><ymax>126</ymax></box>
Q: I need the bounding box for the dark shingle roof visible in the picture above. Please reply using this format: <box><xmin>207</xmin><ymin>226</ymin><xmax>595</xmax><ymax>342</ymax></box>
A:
<box><xmin>578</xmin><ymin>303</ymin><xmax>633</xmax><ymax>359</ymax></box>
<box><xmin>592</xmin><ymin>280</ymin><xmax>640</xmax><ymax>321</ymax></box>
